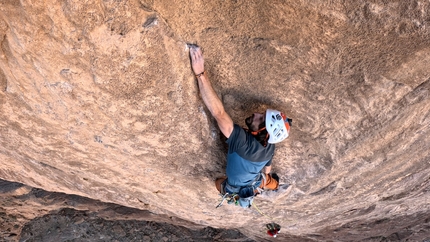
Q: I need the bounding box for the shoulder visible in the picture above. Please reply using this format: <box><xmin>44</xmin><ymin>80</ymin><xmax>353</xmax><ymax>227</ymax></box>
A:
<box><xmin>225</xmin><ymin>124</ymin><xmax>249</xmax><ymax>151</ymax></box>
<box><xmin>226</xmin><ymin>124</ymin><xmax>247</xmax><ymax>142</ymax></box>
<box><xmin>226</xmin><ymin>125</ymin><xmax>275</xmax><ymax>158</ymax></box>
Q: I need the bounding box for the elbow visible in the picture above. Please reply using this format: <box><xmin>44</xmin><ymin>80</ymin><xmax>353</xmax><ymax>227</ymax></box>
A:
<box><xmin>212</xmin><ymin>108</ymin><xmax>227</xmax><ymax>120</ymax></box>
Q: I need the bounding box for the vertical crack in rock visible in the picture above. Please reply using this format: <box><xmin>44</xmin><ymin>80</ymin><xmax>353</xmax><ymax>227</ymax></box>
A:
<box><xmin>138</xmin><ymin>0</ymin><xmax>154</xmax><ymax>12</ymax></box>
<box><xmin>401</xmin><ymin>77</ymin><xmax>430</xmax><ymax>107</ymax></box>
<box><xmin>310</xmin><ymin>181</ymin><xmax>337</xmax><ymax>196</ymax></box>
<box><xmin>143</xmin><ymin>15</ymin><xmax>158</xmax><ymax>29</ymax></box>
<box><xmin>0</xmin><ymin>66</ymin><xmax>6</xmax><ymax>92</ymax></box>
<box><xmin>139</xmin><ymin>4</ymin><xmax>188</xmax><ymax>44</ymax></box>
<box><xmin>0</xmin><ymin>18</ymin><xmax>9</xmax><ymax>92</ymax></box>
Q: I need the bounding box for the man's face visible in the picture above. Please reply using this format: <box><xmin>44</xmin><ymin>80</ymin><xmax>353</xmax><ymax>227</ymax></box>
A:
<box><xmin>245</xmin><ymin>112</ymin><xmax>265</xmax><ymax>131</ymax></box>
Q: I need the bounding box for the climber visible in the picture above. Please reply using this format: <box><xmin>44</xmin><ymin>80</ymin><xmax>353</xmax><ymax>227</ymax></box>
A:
<box><xmin>189</xmin><ymin>45</ymin><xmax>292</xmax><ymax>208</ymax></box>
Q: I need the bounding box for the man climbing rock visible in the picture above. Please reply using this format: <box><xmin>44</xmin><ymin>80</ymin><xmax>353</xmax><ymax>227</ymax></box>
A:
<box><xmin>189</xmin><ymin>45</ymin><xmax>291</xmax><ymax>208</ymax></box>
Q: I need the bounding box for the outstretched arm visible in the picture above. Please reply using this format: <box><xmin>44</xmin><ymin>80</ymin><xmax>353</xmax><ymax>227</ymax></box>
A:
<box><xmin>190</xmin><ymin>46</ymin><xmax>234</xmax><ymax>138</ymax></box>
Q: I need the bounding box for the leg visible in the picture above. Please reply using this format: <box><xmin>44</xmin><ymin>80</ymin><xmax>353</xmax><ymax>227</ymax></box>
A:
<box><xmin>215</xmin><ymin>176</ymin><xmax>227</xmax><ymax>193</ymax></box>
<box><xmin>260</xmin><ymin>173</ymin><xmax>279</xmax><ymax>190</ymax></box>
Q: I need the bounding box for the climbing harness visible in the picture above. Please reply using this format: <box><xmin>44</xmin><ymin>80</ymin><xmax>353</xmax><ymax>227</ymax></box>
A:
<box><xmin>215</xmin><ymin>174</ymin><xmax>287</xmax><ymax>238</ymax></box>
<box><xmin>215</xmin><ymin>192</ymin><xmax>239</xmax><ymax>208</ymax></box>
<box><xmin>216</xmin><ymin>173</ymin><xmax>266</xmax><ymax>208</ymax></box>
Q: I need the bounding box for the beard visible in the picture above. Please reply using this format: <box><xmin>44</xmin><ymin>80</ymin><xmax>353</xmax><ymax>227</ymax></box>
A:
<box><xmin>245</xmin><ymin>115</ymin><xmax>254</xmax><ymax>131</ymax></box>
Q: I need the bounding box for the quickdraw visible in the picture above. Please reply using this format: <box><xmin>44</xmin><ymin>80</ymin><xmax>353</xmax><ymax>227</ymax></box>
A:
<box><xmin>215</xmin><ymin>193</ymin><xmax>239</xmax><ymax>208</ymax></box>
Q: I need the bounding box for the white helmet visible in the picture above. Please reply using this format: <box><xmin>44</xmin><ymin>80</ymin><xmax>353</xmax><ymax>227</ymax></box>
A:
<box><xmin>265</xmin><ymin>109</ymin><xmax>291</xmax><ymax>144</ymax></box>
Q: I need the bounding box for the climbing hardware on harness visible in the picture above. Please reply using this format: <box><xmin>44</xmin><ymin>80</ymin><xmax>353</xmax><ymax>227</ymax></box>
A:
<box><xmin>215</xmin><ymin>193</ymin><xmax>239</xmax><ymax>208</ymax></box>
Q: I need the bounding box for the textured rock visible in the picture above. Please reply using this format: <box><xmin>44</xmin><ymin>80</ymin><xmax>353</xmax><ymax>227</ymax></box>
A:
<box><xmin>0</xmin><ymin>0</ymin><xmax>429</xmax><ymax>241</ymax></box>
<box><xmin>0</xmin><ymin>179</ymin><xmax>256</xmax><ymax>242</ymax></box>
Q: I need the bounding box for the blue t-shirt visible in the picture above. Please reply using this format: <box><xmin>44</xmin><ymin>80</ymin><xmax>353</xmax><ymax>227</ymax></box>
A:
<box><xmin>225</xmin><ymin>124</ymin><xmax>275</xmax><ymax>187</ymax></box>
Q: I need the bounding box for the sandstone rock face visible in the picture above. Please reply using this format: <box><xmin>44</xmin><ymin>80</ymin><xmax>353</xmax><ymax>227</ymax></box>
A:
<box><xmin>0</xmin><ymin>179</ymin><xmax>255</xmax><ymax>241</ymax></box>
<box><xmin>0</xmin><ymin>0</ymin><xmax>429</xmax><ymax>241</ymax></box>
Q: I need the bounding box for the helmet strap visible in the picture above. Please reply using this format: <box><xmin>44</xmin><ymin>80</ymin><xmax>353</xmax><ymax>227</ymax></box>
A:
<box><xmin>249</xmin><ymin>127</ymin><xmax>270</xmax><ymax>147</ymax></box>
<box><xmin>250</xmin><ymin>127</ymin><xmax>266</xmax><ymax>135</ymax></box>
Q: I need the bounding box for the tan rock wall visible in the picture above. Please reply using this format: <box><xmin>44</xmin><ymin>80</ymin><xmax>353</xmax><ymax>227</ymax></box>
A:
<box><xmin>0</xmin><ymin>0</ymin><xmax>429</xmax><ymax>240</ymax></box>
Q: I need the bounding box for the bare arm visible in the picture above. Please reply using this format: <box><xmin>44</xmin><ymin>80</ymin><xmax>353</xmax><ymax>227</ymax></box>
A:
<box><xmin>190</xmin><ymin>46</ymin><xmax>234</xmax><ymax>138</ymax></box>
<box><xmin>263</xmin><ymin>165</ymin><xmax>272</xmax><ymax>174</ymax></box>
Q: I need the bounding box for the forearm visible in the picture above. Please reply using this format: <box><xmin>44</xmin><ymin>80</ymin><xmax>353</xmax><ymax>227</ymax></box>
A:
<box><xmin>197</xmin><ymin>72</ymin><xmax>226</xmax><ymax>119</ymax></box>
<box><xmin>263</xmin><ymin>165</ymin><xmax>272</xmax><ymax>174</ymax></box>
<box><xmin>190</xmin><ymin>45</ymin><xmax>233</xmax><ymax>137</ymax></box>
